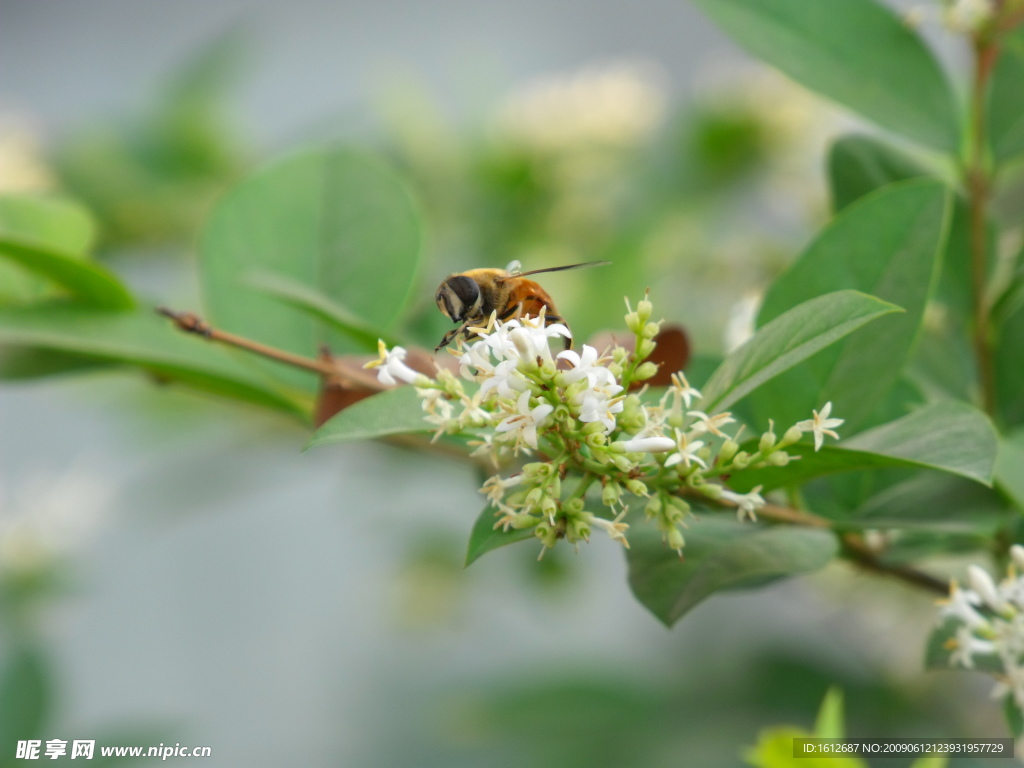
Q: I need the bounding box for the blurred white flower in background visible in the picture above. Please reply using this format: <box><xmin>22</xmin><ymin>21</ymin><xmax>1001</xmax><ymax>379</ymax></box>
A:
<box><xmin>0</xmin><ymin>114</ymin><xmax>54</xmax><ymax>193</ymax></box>
<box><xmin>493</xmin><ymin>59</ymin><xmax>667</xmax><ymax>154</ymax></box>
<box><xmin>0</xmin><ymin>462</ymin><xmax>113</xmax><ymax>579</ymax></box>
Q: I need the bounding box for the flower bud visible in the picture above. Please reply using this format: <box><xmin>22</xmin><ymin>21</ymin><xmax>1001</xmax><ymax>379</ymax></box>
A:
<box><xmin>665</xmin><ymin>526</ymin><xmax>685</xmax><ymax>554</ymax></box>
<box><xmin>780</xmin><ymin>425</ymin><xmax>803</xmax><ymax>448</ymax></box>
<box><xmin>759</xmin><ymin>429</ymin><xmax>776</xmax><ymax>455</ymax></box>
<box><xmin>564</xmin><ymin>498</ymin><xmax>585</xmax><ymax>515</ymax></box>
<box><xmin>634</xmin><ymin>361</ymin><xmax>659</xmax><ymax>381</ymax></box>
<box><xmin>968</xmin><ymin>565</ymin><xmax>1006</xmax><ymax>612</ymax></box>
<box><xmin>644</xmin><ymin>495</ymin><xmax>662</xmax><ymax>519</ymax></box>
<box><xmin>767</xmin><ymin>451</ymin><xmax>790</xmax><ymax>467</ymax></box>
<box><xmin>602</xmin><ymin>481</ymin><xmax>622</xmax><ymax>507</ymax></box>
<box><xmin>731</xmin><ymin>451</ymin><xmax>751</xmax><ymax>469</ymax></box>
<box><xmin>636</xmin><ymin>298</ymin><xmax>653</xmax><ymax>325</ymax></box>
<box><xmin>695</xmin><ymin>483</ymin><xmax>722</xmax><ymax>500</ymax></box>
<box><xmin>535</xmin><ymin>523</ymin><xmax>558</xmax><ymax>549</ymax></box>
<box><xmin>637</xmin><ymin>339</ymin><xmax>657</xmax><ymax>359</ymax></box>
<box><xmin>642</xmin><ymin>322</ymin><xmax>660</xmax><ymax>340</ymax></box>
<box><xmin>625</xmin><ymin>311</ymin><xmax>643</xmax><ymax>334</ymax></box>
<box><xmin>611</xmin><ymin>455</ymin><xmax>633</xmax><ymax>473</ymax></box>
<box><xmin>625</xmin><ymin>479</ymin><xmax>649</xmax><ymax>497</ymax></box>
<box><xmin>718</xmin><ymin>439</ymin><xmax>739</xmax><ymax>464</ymax></box>
<box><xmin>585</xmin><ymin>432</ymin><xmax>608</xmax><ymax>449</ymax></box>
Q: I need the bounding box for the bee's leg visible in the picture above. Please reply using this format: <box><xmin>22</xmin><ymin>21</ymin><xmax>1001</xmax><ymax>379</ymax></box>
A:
<box><xmin>436</xmin><ymin>320</ymin><xmax>470</xmax><ymax>351</ymax></box>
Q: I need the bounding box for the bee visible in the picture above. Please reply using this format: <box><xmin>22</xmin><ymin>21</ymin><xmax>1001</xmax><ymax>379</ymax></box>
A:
<box><xmin>434</xmin><ymin>260</ymin><xmax>609</xmax><ymax>351</ymax></box>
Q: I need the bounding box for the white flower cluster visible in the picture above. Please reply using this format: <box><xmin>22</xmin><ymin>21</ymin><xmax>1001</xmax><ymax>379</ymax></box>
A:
<box><xmin>940</xmin><ymin>548</ymin><xmax>1024</xmax><ymax>708</ymax></box>
<box><xmin>367</xmin><ymin>298</ymin><xmax>845</xmax><ymax>557</ymax></box>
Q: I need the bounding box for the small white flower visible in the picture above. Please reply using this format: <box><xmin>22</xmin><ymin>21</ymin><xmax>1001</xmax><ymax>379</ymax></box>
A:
<box><xmin>795</xmin><ymin>401</ymin><xmax>844</xmax><ymax>452</ymax></box>
<box><xmin>940</xmin><ymin>582</ymin><xmax>990</xmax><ymax>630</ymax></box>
<box><xmin>720</xmin><ymin>486</ymin><xmax>765</xmax><ymax>522</ymax></box>
<box><xmin>581</xmin><ymin>509</ymin><xmax>630</xmax><ymax>548</ymax></box>
<box><xmin>669</xmin><ymin>372</ymin><xmax>702</xmax><ymax>409</ymax></box>
<box><xmin>495</xmin><ymin>391</ymin><xmax>554</xmax><ymax>452</ymax></box>
<box><xmin>949</xmin><ymin>624</ymin><xmax>996</xmax><ymax>669</ymax></box>
<box><xmin>365</xmin><ymin>340</ymin><xmax>427</xmax><ymax>386</ymax></box>
<box><xmin>664</xmin><ymin>431</ymin><xmax>707</xmax><ymax>470</ymax></box>
<box><xmin>687</xmin><ymin>410</ymin><xmax>736</xmax><ymax>438</ymax></box>
<box><xmin>969</xmin><ymin>564</ymin><xmax>1009</xmax><ymax>613</ymax></box>
<box><xmin>480</xmin><ymin>474</ymin><xmax>523</xmax><ymax>506</ymax></box>
<box><xmin>614</xmin><ymin>436</ymin><xmax>676</xmax><ymax>454</ymax></box>
<box><xmin>573</xmin><ymin>383</ymin><xmax>625</xmax><ymax>433</ymax></box>
<box><xmin>557</xmin><ymin>344</ymin><xmax>616</xmax><ymax>388</ymax></box>
<box><xmin>478</xmin><ymin>358</ymin><xmax>529</xmax><ymax>400</ymax></box>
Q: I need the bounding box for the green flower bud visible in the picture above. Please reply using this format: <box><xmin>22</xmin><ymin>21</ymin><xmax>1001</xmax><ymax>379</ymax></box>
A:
<box><xmin>625</xmin><ymin>311</ymin><xmax>643</xmax><ymax>334</ymax></box>
<box><xmin>718</xmin><ymin>439</ymin><xmax>739</xmax><ymax>464</ymax></box>
<box><xmin>732</xmin><ymin>451</ymin><xmax>751</xmax><ymax>469</ymax></box>
<box><xmin>642</xmin><ymin>322</ymin><xmax>661</xmax><ymax>340</ymax></box>
<box><xmin>541</xmin><ymin>495</ymin><xmax>558</xmax><ymax>520</ymax></box>
<box><xmin>612</xmin><ymin>455</ymin><xmax>634</xmax><ymax>473</ymax></box>
<box><xmin>634</xmin><ymin>361</ymin><xmax>659</xmax><ymax>381</ymax></box>
<box><xmin>602</xmin><ymin>481</ymin><xmax>622</xmax><ymax>507</ymax></box>
<box><xmin>585</xmin><ymin>432</ymin><xmax>608</xmax><ymax>449</ymax></box>
<box><xmin>625</xmin><ymin>479</ymin><xmax>649</xmax><ymax>497</ymax></box>
<box><xmin>781</xmin><ymin>425</ymin><xmax>803</xmax><ymax>447</ymax></box>
<box><xmin>564</xmin><ymin>497</ymin><xmax>585</xmax><ymax>514</ymax></box>
<box><xmin>535</xmin><ymin>523</ymin><xmax>558</xmax><ymax>549</ymax></box>
<box><xmin>695</xmin><ymin>483</ymin><xmax>722</xmax><ymax>500</ymax></box>
<box><xmin>665</xmin><ymin>526</ymin><xmax>685</xmax><ymax>553</ymax></box>
<box><xmin>637</xmin><ymin>298</ymin><xmax>653</xmax><ymax>325</ymax></box>
<box><xmin>759</xmin><ymin>431</ymin><xmax>776</xmax><ymax>454</ymax></box>
<box><xmin>637</xmin><ymin>339</ymin><xmax>657</xmax><ymax>359</ymax></box>
<box><xmin>644</xmin><ymin>495</ymin><xmax>663</xmax><ymax>519</ymax></box>
<box><xmin>767</xmin><ymin>451</ymin><xmax>791</xmax><ymax>467</ymax></box>
<box><xmin>567</xmin><ymin>518</ymin><xmax>590</xmax><ymax>542</ymax></box>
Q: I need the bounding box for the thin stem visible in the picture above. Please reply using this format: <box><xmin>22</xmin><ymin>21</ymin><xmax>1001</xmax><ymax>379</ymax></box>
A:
<box><xmin>966</xmin><ymin>33</ymin><xmax>1000</xmax><ymax>415</ymax></box>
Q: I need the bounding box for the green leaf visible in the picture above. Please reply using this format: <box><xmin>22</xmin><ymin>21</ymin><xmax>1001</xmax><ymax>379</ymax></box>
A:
<box><xmin>243</xmin><ymin>270</ymin><xmax>397</xmax><ymax>351</ymax></box>
<box><xmin>0</xmin><ymin>304</ymin><xmax>306</xmax><ymax>417</ymax></box>
<box><xmin>813</xmin><ymin>688</ymin><xmax>845</xmax><ymax>739</ymax></box>
<box><xmin>828</xmin><ymin>135</ymin><xmax>928</xmax><ymax>212</ymax></box>
<box><xmin>996</xmin><ymin>430</ymin><xmax>1024</xmax><ymax>510</ymax></box>
<box><xmin>625</xmin><ymin>516</ymin><xmax>837</xmax><ymax>626</ymax></box>
<box><xmin>0</xmin><ymin>194</ymin><xmax>96</xmax><ymax>255</ymax></box>
<box><xmin>730</xmin><ymin>401</ymin><xmax>998</xmax><ymax>492</ymax></box>
<box><xmin>1005</xmin><ymin>695</ymin><xmax>1024</xmax><ymax>739</ymax></box>
<box><xmin>699</xmin><ymin>290</ymin><xmax>902</xmax><ymax>414</ymax></box>
<box><xmin>689</xmin><ymin>0</ymin><xmax>960</xmax><ymax>151</ymax></box>
<box><xmin>465</xmin><ymin>505</ymin><xmax>537</xmax><ymax>566</ymax></box>
<box><xmin>201</xmin><ymin>147</ymin><xmax>421</xmax><ymax>392</ymax></box>
<box><xmin>909</xmin><ymin>756</ymin><xmax>949</xmax><ymax>768</ymax></box>
<box><xmin>0</xmin><ymin>195</ymin><xmax>133</xmax><ymax>310</ymax></box>
<box><xmin>753</xmin><ymin>180</ymin><xmax>949</xmax><ymax>431</ymax></box>
<box><xmin>0</xmin><ymin>646</ymin><xmax>50</xmax><ymax>750</ymax></box>
<box><xmin>995</xmin><ymin>287</ymin><xmax>1024</xmax><ymax>427</ymax></box>
<box><xmin>306</xmin><ymin>385</ymin><xmax>430</xmax><ymax>449</ymax></box>
<box><xmin>745</xmin><ymin>727</ymin><xmax>867</xmax><ymax>768</ymax></box>
<box><xmin>989</xmin><ymin>29</ymin><xmax>1024</xmax><ymax>162</ymax></box>
<box><xmin>0</xmin><ymin>346</ymin><xmax>111</xmax><ymax>380</ymax></box>
<box><xmin>0</xmin><ymin>240</ymin><xmax>135</xmax><ymax>310</ymax></box>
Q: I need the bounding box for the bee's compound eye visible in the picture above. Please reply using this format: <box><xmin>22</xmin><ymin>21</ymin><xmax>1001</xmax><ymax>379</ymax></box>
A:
<box><xmin>439</xmin><ymin>276</ymin><xmax>479</xmax><ymax>322</ymax></box>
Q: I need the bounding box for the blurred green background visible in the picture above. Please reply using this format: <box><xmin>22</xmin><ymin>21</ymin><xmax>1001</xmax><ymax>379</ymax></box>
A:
<box><xmin>0</xmin><ymin>1</ymin><xmax>1007</xmax><ymax>765</ymax></box>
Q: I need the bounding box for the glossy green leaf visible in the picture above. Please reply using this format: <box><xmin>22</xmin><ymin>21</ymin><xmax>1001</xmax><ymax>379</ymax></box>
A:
<box><xmin>306</xmin><ymin>385</ymin><xmax>430</xmax><ymax>449</ymax></box>
<box><xmin>754</xmin><ymin>180</ymin><xmax>949</xmax><ymax>430</ymax></box>
<box><xmin>990</xmin><ymin>29</ymin><xmax>1024</xmax><ymax>161</ymax></box>
<box><xmin>828</xmin><ymin>134</ymin><xmax>928</xmax><ymax>212</ymax></box>
<box><xmin>746</xmin><ymin>727</ymin><xmax>866</xmax><ymax>768</ymax></box>
<box><xmin>731</xmin><ymin>401</ymin><xmax>997</xmax><ymax>492</ymax></box>
<box><xmin>201</xmin><ymin>147</ymin><xmax>421</xmax><ymax>392</ymax></box>
<box><xmin>699</xmin><ymin>290</ymin><xmax>902</xmax><ymax>414</ymax></box>
<box><xmin>625</xmin><ymin>517</ymin><xmax>837</xmax><ymax>626</ymax></box>
<box><xmin>243</xmin><ymin>270</ymin><xmax>398</xmax><ymax>350</ymax></box>
<box><xmin>465</xmin><ymin>505</ymin><xmax>537</xmax><ymax>566</ymax></box>
<box><xmin>689</xmin><ymin>0</ymin><xmax>960</xmax><ymax>151</ymax></box>
<box><xmin>0</xmin><ymin>304</ymin><xmax>306</xmax><ymax>417</ymax></box>
<box><xmin>996</xmin><ymin>430</ymin><xmax>1024</xmax><ymax>510</ymax></box>
<box><xmin>0</xmin><ymin>346</ymin><xmax>111</xmax><ymax>380</ymax></box>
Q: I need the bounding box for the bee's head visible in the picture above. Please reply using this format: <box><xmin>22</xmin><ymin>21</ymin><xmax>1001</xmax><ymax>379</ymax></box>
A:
<box><xmin>436</xmin><ymin>275</ymin><xmax>481</xmax><ymax>323</ymax></box>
